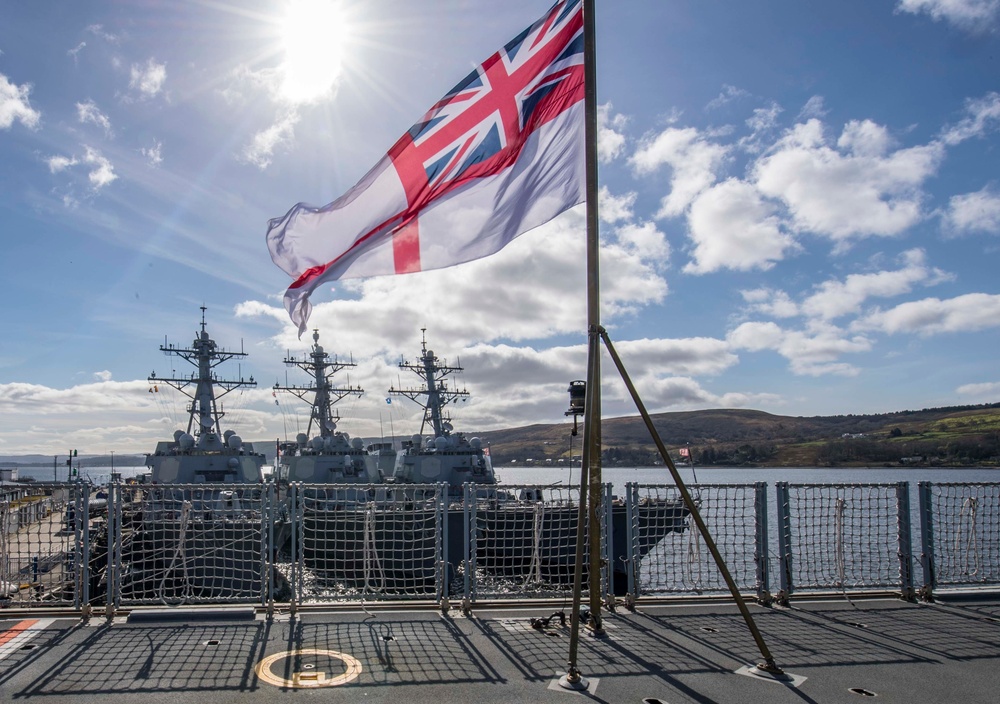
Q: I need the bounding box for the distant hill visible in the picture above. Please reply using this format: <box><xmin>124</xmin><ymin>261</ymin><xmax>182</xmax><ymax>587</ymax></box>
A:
<box><xmin>472</xmin><ymin>404</ymin><xmax>1000</xmax><ymax>468</ymax></box>
<box><xmin>3</xmin><ymin>403</ymin><xmax>998</xmax><ymax>469</ymax></box>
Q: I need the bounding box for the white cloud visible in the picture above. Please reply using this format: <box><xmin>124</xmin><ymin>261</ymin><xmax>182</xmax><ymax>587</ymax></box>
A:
<box><xmin>240</xmin><ymin>111</ymin><xmax>300</xmax><ymax>169</ymax></box>
<box><xmin>944</xmin><ymin>185</ymin><xmax>1000</xmax><ymax>234</ymax></box>
<box><xmin>141</xmin><ymin>139</ymin><xmax>163</xmax><ymax>166</ymax></box>
<box><xmin>801</xmin><ymin>248</ymin><xmax>952</xmax><ymax>320</ymax></box>
<box><xmin>837</xmin><ymin>119</ymin><xmax>893</xmax><ymax>157</ymax></box>
<box><xmin>83</xmin><ymin>146</ymin><xmax>117</xmax><ymax>189</ymax></box>
<box><xmin>854</xmin><ymin>293</ymin><xmax>1000</xmax><ymax>336</ymax></box>
<box><xmin>684</xmin><ymin>178</ymin><xmax>796</xmax><ymax>273</ymax></box>
<box><xmin>740</xmin><ymin>288</ymin><xmax>800</xmax><ymax>318</ymax></box>
<box><xmin>76</xmin><ymin>99</ymin><xmax>112</xmax><ymax>136</ymax></box>
<box><xmin>597</xmin><ymin>103</ymin><xmax>628</xmax><ymax>163</ymax></box>
<box><xmin>956</xmin><ymin>380</ymin><xmax>1000</xmax><ymax>398</ymax></box>
<box><xmin>798</xmin><ymin>95</ymin><xmax>827</xmax><ymax>120</ymax></box>
<box><xmin>897</xmin><ymin>0</ymin><xmax>1000</xmax><ymax>29</ymax></box>
<box><xmin>614</xmin><ymin>221</ymin><xmax>670</xmax><ymax>262</ymax></box>
<box><xmin>738</xmin><ymin>102</ymin><xmax>784</xmax><ymax>154</ymax></box>
<box><xmin>629</xmin><ymin>126</ymin><xmax>730</xmax><ymax>218</ymax></box>
<box><xmin>753</xmin><ymin>118</ymin><xmax>944</xmax><ymax>242</ymax></box>
<box><xmin>47</xmin><ymin>155</ymin><xmax>78</xmax><ymax>173</ymax></box>
<box><xmin>45</xmin><ymin>148</ymin><xmax>116</xmax><ymax>191</ymax></box>
<box><xmin>129</xmin><ymin>58</ymin><xmax>167</xmax><ymax>98</ymax></box>
<box><xmin>0</xmin><ymin>380</ymin><xmax>152</xmax><ymax>415</ymax></box>
<box><xmin>727</xmin><ymin>320</ymin><xmax>870</xmax><ymax>377</ymax></box>
<box><xmin>610</xmin><ymin>337</ymin><xmax>738</xmax><ymax>377</ymax></box>
<box><xmin>67</xmin><ymin>41</ymin><xmax>86</xmax><ymax>62</ymax></box>
<box><xmin>0</xmin><ymin>72</ymin><xmax>41</xmax><ymax>129</ymax></box>
<box><xmin>941</xmin><ymin>92</ymin><xmax>1000</xmax><ymax>145</ymax></box>
<box><xmin>598</xmin><ymin>186</ymin><xmax>636</xmax><ymax>223</ymax></box>
<box><xmin>746</xmin><ymin>102</ymin><xmax>783</xmax><ymax>136</ymax></box>
<box><xmin>706</xmin><ymin>84</ymin><xmax>750</xmax><ymax>111</ymax></box>
<box><xmin>87</xmin><ymin>24</ymin><xmax>120</xmax><ymax>44</ymax></box>
<box><xmin>93</xmin><ymin>370</ymin><xmax>113</xmax><ymax>382</ymax></box>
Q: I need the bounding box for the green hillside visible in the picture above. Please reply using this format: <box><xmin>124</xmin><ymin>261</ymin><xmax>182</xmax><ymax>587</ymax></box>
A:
<box><xmin>473</xmin><ymin>404</ymin><xmax>1000</xmax><ymax>468</ymax></box>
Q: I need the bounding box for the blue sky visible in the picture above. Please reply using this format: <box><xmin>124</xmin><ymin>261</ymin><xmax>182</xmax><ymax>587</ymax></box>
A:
<box><xmin>1</xmin><ymin>0</ymin><xmax>999</xmax><ymax>456</ymax></box>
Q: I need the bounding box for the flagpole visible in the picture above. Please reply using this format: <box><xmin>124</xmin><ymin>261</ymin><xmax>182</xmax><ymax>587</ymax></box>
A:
<box><xmin>582</xmin><ymin>0</ymin><xmax>604</xmax><ymax>633</ymax></box>
<box><xmin>561</xmin><ymin>0</ymin><xmax>602</xmax><ymax>691</ymax></box>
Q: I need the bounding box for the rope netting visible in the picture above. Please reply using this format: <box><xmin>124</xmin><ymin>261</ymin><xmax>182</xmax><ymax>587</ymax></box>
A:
<box><xmin>8</xmin><ymin>479</ymin><xmax>1000</xmax><ymax>610</ymax></box>
<box><xmin>0</xmin><ymin>483</ymin><xmax>84</xmax><ymax>607</ymax></box>
<box><xmin>924</xmin><ymin>482</ymin><xmax>1000</xmax><ymax>586</ymax></box>
<box><xmin>294</xmin><ymin>484</ymin><xmax>444</xmax><ymax>601</ymax></box>
<box><xmin>782</xmin><ymin>483</ymin><xmax>902</xmax><ymax>592</ymax></box>
<box><xmin>631</xmin><ymin>484</ymin><xmax>756</xmax><ymax>595</ymax></box>
<box><xmin>117</xmin><ymin>484</ymin><xmax>266</xmax><ymax>605</ymax></box>
<box><xmin>467</xmin><ymin>484</ymin><xmax>592</xmax><ymax>599</ymax></box>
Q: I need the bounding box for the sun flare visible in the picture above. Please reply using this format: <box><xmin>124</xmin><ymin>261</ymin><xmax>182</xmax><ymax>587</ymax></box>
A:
<box><xmin>279</xmin><ymin>0</ymin><xmax>349</xmax><ymax>103</ymax></box>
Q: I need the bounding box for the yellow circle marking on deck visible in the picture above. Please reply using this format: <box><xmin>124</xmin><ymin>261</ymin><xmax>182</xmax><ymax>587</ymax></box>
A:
<box><xmin>255</xmin><ymin>648</ymin><xmax>362</xmax><ymax>688</ymax></box>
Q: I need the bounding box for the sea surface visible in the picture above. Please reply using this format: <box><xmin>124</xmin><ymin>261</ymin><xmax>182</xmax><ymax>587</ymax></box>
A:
<box><xmin>6</xmin><ymin>463</ymin><xmax>998</xmax><ymax>489</ymax></box>
<box><xmin>493</xmin><ymin>464</ymin><xmax>1000</xmax><ymax>493</ymax></box>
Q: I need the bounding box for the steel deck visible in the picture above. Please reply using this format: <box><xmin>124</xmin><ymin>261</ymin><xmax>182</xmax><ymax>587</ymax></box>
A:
<box><xmin>2</xmin><ymin>593</ymin><xmax>999</xmax><ymax>703</ymax></box>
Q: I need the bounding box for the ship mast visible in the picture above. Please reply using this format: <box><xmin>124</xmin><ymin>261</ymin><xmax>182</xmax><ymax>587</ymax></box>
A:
<box><xmin>148</xmin><ymin>306</ymin><xmax>256</xmax><ymax>439</ymax></box>
<box><xmin>273</xmin><ymin>329</ymin><xmax>363</xmax><ymax>438</ymax></box>
<box><xmin>389</xmin><ymin>329</ymin><xmax>469</xmax><ymax>437</ymax></box>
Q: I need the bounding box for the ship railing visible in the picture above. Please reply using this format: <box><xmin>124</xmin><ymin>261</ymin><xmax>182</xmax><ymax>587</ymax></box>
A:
<box><xmin>4</xmin><ymin>480</ymin><xmax>1000</xmax><ymax>614</ymax></box>
<box><xmin>109</xmin><ymin>482</ymin><xmax>271</xmax><ymax>609</ymax></box>
<box><xmin>917</xmin><ymin>482</ymin><xmax>1000</xmax><ymax>600</ymax></box>
<box><xmin>285</xmin><ymin>482</ymin><xmax>448</xmax><ymax>605</ymax></box>
<box><xmin>462</xmin><ymin>483</ymin><xmax>597</xmax><ymax>604</ymax></box>
<box><xmin>0</xmin><ymin>482</ymin><xmax>89</xmax><ymax>610</ymax></box>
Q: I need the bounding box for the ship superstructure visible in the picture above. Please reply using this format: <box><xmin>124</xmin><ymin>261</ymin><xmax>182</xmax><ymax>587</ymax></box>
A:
<box><xmin>388</xmin><ymin>330</ymin><xmax>494</xmax><ymax>492</ymax></box>
<box><xmin>273</xmin><ymin>330</ymin><xmax>379</xmax><ymax>483</ymax></box>
<box><xmin>145</xmin><ymin>307</ymin><xmax>265</xmax><ymax>483</ymax></box>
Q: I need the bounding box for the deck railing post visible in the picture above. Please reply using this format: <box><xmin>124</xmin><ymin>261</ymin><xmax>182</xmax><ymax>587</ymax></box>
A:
<box><xmin>80</xmin><ymin>482</ymin><xmax>90</xmax><ymax>611</ymax></box>
<box><xmin>754</xmin><ymin>482</ymin><xmax>771</xmax><ymax>604</ymax></box>
<box><xmin>918</xmin><ymin>481</ymin><xmax>935</xmax><ymax>601</ymax></box>
<box><xmin>464</xmin><ymin>483</ymin><xmax>474</xmax><ymax>609</ymax></box>
<box><xmin>602</xmin><ymin>482</ymin><xmax>613</xmax><ymax>606</ymax></box>
<box><xmin>438</xmin><ymin>483</ymin><xmax>447</xmax><ymax>607</ymax></box>
<box><xmin>107</xmin><ymin>481</ymin><xmax>120</xmax><ymax>618</ymax></box>
<box><xmin>624</xmin><ymin>482</ymin><xmax>637</xmax><ymax>607</ymax></box>
<box><xmin>290</xmin><ymin>483</ymin><xmax>300</xmax><ymax>610</ymax></box>
<box><xmin>265</xmin><ymin>481</ymin><xmax>275</xmax><ymax>612</ymax></box>
<box><xmin>895</xmin><ymin>481</ymin><xmax>915</xmax><ymax>600</ymax></box>
<box><xmin>775</xmin><ymin>481</ymin><xmax>793</xmax><ymax>604</ymax></box>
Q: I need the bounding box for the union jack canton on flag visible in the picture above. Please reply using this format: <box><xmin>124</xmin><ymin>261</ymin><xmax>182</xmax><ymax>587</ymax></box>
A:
<box><xmin>267</xmin><ymin>0</ymin><xmax>586</xmax><ymax>334</ymax></box>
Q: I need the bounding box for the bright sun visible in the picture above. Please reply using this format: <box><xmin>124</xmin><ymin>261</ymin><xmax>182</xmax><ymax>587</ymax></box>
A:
<box><xmin>279</xmin><ymin>0</ymin><xmax>349</xmax><ymax>104</ymax></box>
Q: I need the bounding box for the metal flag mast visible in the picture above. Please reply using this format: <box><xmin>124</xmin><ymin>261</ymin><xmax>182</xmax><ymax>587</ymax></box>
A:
<box><xmin>560</xmin><ymin>0</ymin><xmax>784</xmax><ymax>691</ymax></box>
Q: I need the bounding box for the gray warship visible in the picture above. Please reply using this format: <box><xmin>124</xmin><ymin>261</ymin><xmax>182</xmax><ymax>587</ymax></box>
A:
<box><xmin>279</xmin><ymin>330</ymin><xmax>689</xmax><ymax>595</ymax></box>
<box><xmin>272</xmin><ymin>329</ymin><xmax>382</xmax><ymax>489</ymax></box>
<box><xmin>387</xmin><ymin>333</ymin><xmax>494</xmax><ymax>492</ymax></box>
<box><xmin>385</xmin><ymin>333</ymin><xmax>691</xmax><ymax>594</ymax></box>
<box><xmin>119</xmin><ymin>308</ymin><xmax>268</xmax><ymax>603</ymax></box>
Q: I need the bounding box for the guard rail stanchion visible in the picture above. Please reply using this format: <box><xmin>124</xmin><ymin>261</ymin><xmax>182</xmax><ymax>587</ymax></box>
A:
<box><xmin>776</xmin><ymin>481</ymin><xmax>793</xmax><ymax>604</ymax></box>
<box><xmin>918</xmin><ymin>481</ymin><xmax>935</xmax><ymax>601</ymax></box>
<box><xmin>895</xmin><ymin>481</ymin><xmax>915</xmax><ymax>600</ymax></box>
<box><xmin>266</xmin><ymin>481</ymin><xmax>275</xmax><ymax>613</ymax></box>
<box><xmin>463</xmin><ymin>483</ymin><xmax>473</xmax><ymax>613</ymax></box>
<box><xmin>438</xmin><ymin>483</ymin><xmax>448</xmax><ymax>610</ymax></box>
<box><xmin>754</xmin><ymin>482</ymin><xmax>771</xmax><ymax>604</ymax></box>
<box><xmin>624</xmin><ymin>482</ymin><xmax>638</xmax><ymax>608</ymax></box>
<box><xmin>602</xmin><ymin>482</ymin><xmax>614</xmax><ymax>608</ymax></box>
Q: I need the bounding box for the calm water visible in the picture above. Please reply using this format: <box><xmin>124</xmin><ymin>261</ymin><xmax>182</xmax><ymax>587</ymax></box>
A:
<box><xmin>495</xmin><ymin>465</ymin><xmax>1000</xmax><ymax>493</ymax></box>
<box><xmin>7</xmin><ymin>464</ymin><xmax>999</xmax><ymax>488</ymax></box>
